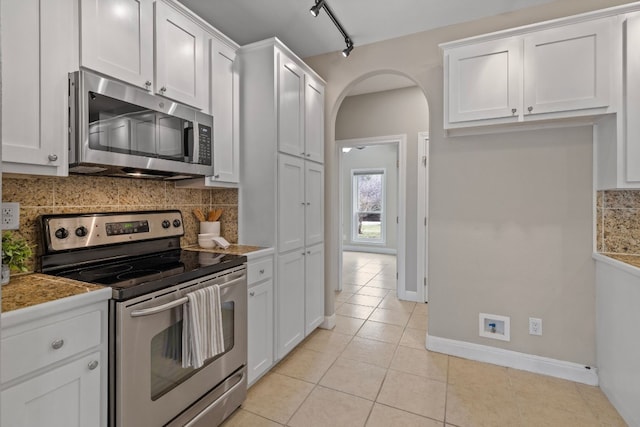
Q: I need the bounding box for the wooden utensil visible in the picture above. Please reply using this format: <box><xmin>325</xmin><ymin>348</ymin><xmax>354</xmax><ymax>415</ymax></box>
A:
<box><xmin>193</xmin><ymin>208</ymin><xmax>206</xmax><ymax>222</ymax></box>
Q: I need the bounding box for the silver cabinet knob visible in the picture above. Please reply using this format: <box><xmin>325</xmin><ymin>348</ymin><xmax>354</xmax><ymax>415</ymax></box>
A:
<box><xmin>301</xmin><ymin>202</ymin><xmax>306</xmax><ymax>205</ymax></box>
<box><xmin>51</xmin><ymin>339</ymin><xmax>64</xmax><ymax>350</ymax></box>
<box><xmin>301</xmin><ymin>252</ymin><xmax>306</xmax><ymax>256</ymax></box>
<box><xmin>259</xmin><ymin>269</ymin><xmax>265</xmax><ymax>274</ymax></box>
<box><xmin>306</xmin><ymin>154</ymin><xmax>311</xmax><ymax>157</ymax></box>
<box><xmin>213</xmin><ymin>174</ymin><xmax>220</xmax><ymax>179</ymax></box>
<box><xmin>145</xmin><ymin>80</ymin><xmax>152</xmax><ymax>88</ymax></box>
<box><xmin>306</xmin><ymin>202</ymin><xmax>310</xmax><ymax>206</ymax></box>
<box><xmin>300</xmin><ymin>152</ymin><xmax>305</xmax><ymax>156</ymax></box>
<box><xmin>249</xmin><ymin>291</ymin><xmax>255</xmax><ymax>297</ymax></box>
<box><xmin>160</xmin><ymin>86</ymin><xmax>167</xmax><ymax>93</ymax></box>
<box><xmin>528</xmin><ymin>106</ymin><xmax>533</xmax><ymax>112</ymax></box>
<box><xmin>48</xmin><ymin>154</ymin><xmax>58</xmax><ymax>162</ymax></box>
<box><xmin>511</xmin><ymin>108</ymin><xmax>517</xmax><ymax>115</ymax></box>
<box><xmin>307</xmin><ymin>251</ymin><xmax>311</xmax><ymax>255</ymax></box>
<box><xmin>88</xmin><ymin>360</ymin><xmax>99</xmax><ymax>370</ymax></box>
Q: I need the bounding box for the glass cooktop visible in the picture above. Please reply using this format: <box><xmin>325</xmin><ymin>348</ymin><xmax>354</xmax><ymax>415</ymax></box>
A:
<box><xmin>54</xmin><ymin>249</ymin><xmax>246</xmax><ymax>301</ymax></box>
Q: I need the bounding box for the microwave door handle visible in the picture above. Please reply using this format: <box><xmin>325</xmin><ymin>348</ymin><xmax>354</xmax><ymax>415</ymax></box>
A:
<box><xmin>129</xmin><ymin>274</ymin><xmax>246</xmax><ymax>318</ymax></box>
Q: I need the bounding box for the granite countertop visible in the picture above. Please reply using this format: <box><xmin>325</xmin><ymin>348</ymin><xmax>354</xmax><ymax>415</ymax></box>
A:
<box><xmin>600</xmin><ymin>253</ymin><xmax>640</xmax><ymax>269</ymax></box>
<box><xmin>2</xmin><ymin>273</ymin><xmax>105</xmax><ymax>313</ymax></box>
<box><xmin>183</xmin><ymin>244</ymin><xmax>269</xmax><ymax>256</ymax></box>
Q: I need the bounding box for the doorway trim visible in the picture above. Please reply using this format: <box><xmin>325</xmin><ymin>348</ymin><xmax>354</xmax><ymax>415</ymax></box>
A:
<box><xmin>416</xmin><ymin>132</ymin><xmax>429</xmax><ymax>302</ymax></box>
<box><xmin>336</xmin><ymin>135</ymin><xmax>407</xmax><ymax>299</ymax></box>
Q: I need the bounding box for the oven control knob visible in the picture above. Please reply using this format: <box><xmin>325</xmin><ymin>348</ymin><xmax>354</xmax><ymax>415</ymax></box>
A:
<box><xmin>75</xmin><ymin>226</ymin><xmax>88</xmax><ymax>237</ymax></box>
<box><xmin>173</xmin><ymin>219</ymin><xmax>181</xmax><ymax>228</ymax></box>
<box><xmin>54</xmin><ymin>227</ymin><xmax>69</xmax><ymax>239</ymax></box>
<box><xmin>162</xmin><ymin>220</ymin><xmax>171</xmax><ymax>229</ymax></box>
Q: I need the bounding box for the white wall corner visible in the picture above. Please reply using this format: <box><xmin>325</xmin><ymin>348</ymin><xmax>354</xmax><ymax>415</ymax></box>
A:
<box><xmin>426</xmin><ymin>334</ymin><xmax>598</xmax><ymax>386</ymax></box>
<box><xmin>320</xmin><ymin>314</ymin><xmax>336</xmax><ymax>330</ymax></box>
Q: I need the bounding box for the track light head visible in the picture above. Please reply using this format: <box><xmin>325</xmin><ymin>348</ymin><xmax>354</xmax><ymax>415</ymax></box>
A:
<box><xmin>342</xmin><ymin>40</ymin><xmax>354</xmax><ymax>57</ymax></box>
<box><xmin>310</xmin><ymin>0</ymin><xmax>325</xmax><ymax>17</ymax></box>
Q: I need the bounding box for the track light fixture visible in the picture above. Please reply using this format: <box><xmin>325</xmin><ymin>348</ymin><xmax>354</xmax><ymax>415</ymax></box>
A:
<box><xmin>309</xmin><ymin>0</ymin><xmax>354</xmax><ymax>58</ymax></box>
<box><xmin>309</xmin><ymin>0</ymin><xmax>325</xmax><ymax>17</ymax></box>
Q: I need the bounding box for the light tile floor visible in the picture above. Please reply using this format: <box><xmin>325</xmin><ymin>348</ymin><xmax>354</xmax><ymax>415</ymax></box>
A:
<box><xmin>223</xmin><ymin>252</ymin><xmax>627</xmax><ymax>427</ymax></box>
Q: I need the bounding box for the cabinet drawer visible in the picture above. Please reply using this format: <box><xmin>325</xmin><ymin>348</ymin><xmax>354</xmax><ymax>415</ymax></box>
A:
<box><xmin>1</xmin><ymin>310</ymin><xmax>101</xmax><ymax>383</ymax></box>
<box><xmin>248</xmin><ymin>257</ymin><xmax>273</xmax><ymax>284</ymax></box>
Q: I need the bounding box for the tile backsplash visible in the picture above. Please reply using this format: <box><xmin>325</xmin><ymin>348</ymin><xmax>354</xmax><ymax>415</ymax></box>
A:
<box><xmin>2</xmin><ymin>174</ymin><xmax>238</xmax><ymax>272</ymax></box>
<box><xmin>596</xmin><ymin>190</ymin><xmax>640</xmax><ymax>254</ymax></box>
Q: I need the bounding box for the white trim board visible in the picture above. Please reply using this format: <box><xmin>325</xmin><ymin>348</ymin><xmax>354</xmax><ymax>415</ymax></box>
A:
<box><xmin>426</xmin><ymin>334</ymin><xmax>598</xmax><ymax>386</ymax></box>
<box><xmin>343</xmin><ymin>245</ymin><xmax>397</xmax><ymax>255</ymax></box>
<box><xmin>320</xmin><ymin>314</ymin><xmax>336</xmax><ymax>330</ymax></box>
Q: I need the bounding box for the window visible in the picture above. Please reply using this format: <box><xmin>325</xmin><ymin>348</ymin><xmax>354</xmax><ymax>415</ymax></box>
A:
<box><xmin>352</xmin><ymin>170</ymin><xmax>385</xmax><ymax>243</ymax></box>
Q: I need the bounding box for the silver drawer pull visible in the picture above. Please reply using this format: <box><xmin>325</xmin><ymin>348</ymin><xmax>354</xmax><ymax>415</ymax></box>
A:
<box><xmin>249</xmin><ymin>291</ymin><xmax>255</xmax><ymax>297</ymax></box>
<box><xmin>51</xmin><ymin>339</ymin><xmax>64</xmax><ymax>350</ymax></box>
<box><xmin>88</xmin><ymin>360</ymin><xmax>99</xmax><ymax>371</ymax></box>
<box><xmin>259</xmin><ymin>269</ymin><xmax>265</xmax><ymax>274</ymax></box>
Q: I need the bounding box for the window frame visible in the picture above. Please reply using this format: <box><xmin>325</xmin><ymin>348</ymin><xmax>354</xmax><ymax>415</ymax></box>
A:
<box><xmin>351</xmin><ymin>168</ymin><xmax>386</xmax><ymax>244</ymax></box>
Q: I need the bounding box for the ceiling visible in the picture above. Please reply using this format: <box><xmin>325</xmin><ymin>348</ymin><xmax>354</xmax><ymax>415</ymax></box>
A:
<box><xmin>178</xmin><ymin>0</ymin><xmax>557</xmax><ymax>59</ymax></box>
<box><xmin>178</xmin><ymin>0</ymin><xmax>556</xmax><ymax>95</ymax></box>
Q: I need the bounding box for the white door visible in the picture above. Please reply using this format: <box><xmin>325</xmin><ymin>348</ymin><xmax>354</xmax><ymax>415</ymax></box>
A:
<box><xmin>305</xmin><ymin>243</ymin><xmax>325</xmax><ymax>335</ymax></box>
<box><xmin>2</xmin><ymin>0</ymin><xmax>76</xmax><ymax>176</ymax></box>
<box><xmin>523</xmin><ymin>18</ymin><xmax>611</xmax><ymax>116</ymax></box>
<box><xmin>277</xmin><ymin>251</ymin><xmax>305</xmax><ymax>359</ymax></box>
<box><xmin>1</xmin><ymin>353</ymin><xmax>102</xmax><ymax>427</ymax></box>
<box><xmin>305</xmin><ymin>162</ymin><xmax>324</xmax><ymax>246</ymax></box>
<box><xmin>277</xmin><ymin>53</ymin><xmax>305</xmax><ymax>157</ymax></box>
<box><xmin>304</xmin><ymin>75</ymin><xmax>325</xmax><ymax>163</ymax></box>
<box><xmin>154</xmin><ymin>1</ymin><xmax>206</xmax><ymax>109</ymax></box>
<box><xmin>247</xmin><ymin>279</ymin><xmax>273</xmax><ymax>385</ymax></box>
<box><xmin>80</xmin><ymin>0</ymin><xmax>154</xmax><ymax>90</ymax></box>
<box><xmin>447</xmin><ymin>37</ymin><xmax>521</xmax><ymax>123</ymax></box>
<box><xmin>278</xmin><ymin>155</ymin><xmax>305</xmax><ymax>253</ymax></box>
<box><xmin>210</xmin><ymin>39</ymin><xmax>240</xmax><ymax>183</ymax></box>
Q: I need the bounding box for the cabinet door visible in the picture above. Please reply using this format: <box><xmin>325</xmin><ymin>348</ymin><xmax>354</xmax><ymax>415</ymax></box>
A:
<box><xmin>277</xmin><ymin>251</ymin><xmax>305</xmax><ymax>359</ymax></box>
<box><xmin>1</xmin><ymin>352</ymin><xmax>102</xmax><ymax>427</ymax></box>
<box><xmin>278</xmin><ymin>53</ymin><xmax>305</xmax><ymax>157</ymax></box>
<box><xmin>523</xmin><ymin>18</ymin><xmax>611</xmax><ymax>116</ymax></box>
<box><xmin>626</xmin><ymin>13</ymin><xmax>640</xmax><ymax>183</ymax></box>
<box><xmin>155</xmin><ymin>1</ymin><xmax>206</xmax><ymax>109</ymax></box>
<box><xmin>305</xmin><ymin>75</ymin><xmax>325</xmax><ymax>163</ymax></box>
<box><xmin>210</xmin><ymin>39</ymin><xmax>240</xmax><ymax>183</ymax></box>
<box><xmin>2</xmin><ymin>0</ymin><xmax>76</xmax><ymax>176</ymax></box>
<box><xmin>247</xmin><ymin>279</ymin><xmax>274</xmax><ymax>385</ymax></box>
<box><xmin>446</xmin><ymin>37</ymin><xmax>521</xmax><ymax>124</ymax></box>
<box><xmin>305</xmin><ymin>244</ymin><xmax>324</xmax><ymax>336</ymax></box>
<box><xmin>278</xmin><ymin>155</ymin><xmax>305</xmax><ymax>253</ymax></box>
<box><xmin>305</xmin><ymin>162</ymin><xmax>324</xmax><ymax>247</ymax></box>
<box><xmin>80</xmin><ymin>0</ymin><xmax>154</xmax><ymax>90</ymax></box>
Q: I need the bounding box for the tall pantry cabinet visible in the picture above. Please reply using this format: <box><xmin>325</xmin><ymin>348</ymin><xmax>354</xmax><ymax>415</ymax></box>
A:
<box><xmin>238</xmin><ymin>38</ymin><xmax>326</xmax><ymax>361</ymax></box>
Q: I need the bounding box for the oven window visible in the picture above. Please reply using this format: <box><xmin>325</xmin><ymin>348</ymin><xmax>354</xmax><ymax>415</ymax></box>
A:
<box><xmin>149</xmin><ymin>301</ymin><xmax>235</xmax><ymax>400</ymax></box>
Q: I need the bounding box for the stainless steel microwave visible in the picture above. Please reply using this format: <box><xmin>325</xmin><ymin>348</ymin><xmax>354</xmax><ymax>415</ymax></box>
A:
<box><xmin>68</xmin><ymin>70</ymin><xmax>213</xmax><ymax>179</ymax></box>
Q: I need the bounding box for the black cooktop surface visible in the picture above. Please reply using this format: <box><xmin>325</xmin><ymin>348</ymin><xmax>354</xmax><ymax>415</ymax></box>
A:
<box><xmin>54</xmin><ymin>249</ymin><xmax>246</xmax><ymax>301</ymax></box>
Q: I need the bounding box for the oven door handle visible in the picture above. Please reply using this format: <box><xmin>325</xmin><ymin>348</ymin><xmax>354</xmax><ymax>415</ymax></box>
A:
<box><xmin>130</xmin><ymin>274</ymin><xmax>246</xmax><ymax>318</ymax></box>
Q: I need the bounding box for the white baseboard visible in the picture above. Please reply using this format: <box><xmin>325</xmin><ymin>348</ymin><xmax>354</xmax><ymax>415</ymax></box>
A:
<box><xmin>343</xmin><ymin>245</ymin><xmax>397</xmax><ymax>255</ymax></box>
<box><xmin>398</xmin><ymin>290</ymin><xmax>418</xmax><ymax>302</ymax></box>
<box><xmin>426</xmin><ymin>334</ymin><xmax>598</xmax><ymax>386</ymax></box>
<box><xmin>320</xmin><ymin>314</ymin><xmax>336</xmax><ymax>330</ymax></box>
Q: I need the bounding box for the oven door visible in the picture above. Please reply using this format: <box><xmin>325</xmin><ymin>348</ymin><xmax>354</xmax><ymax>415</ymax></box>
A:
<box><xmin>111</xmin><ymin>267</ymin><xmax>247</xmax><ymax>427</ymax></box>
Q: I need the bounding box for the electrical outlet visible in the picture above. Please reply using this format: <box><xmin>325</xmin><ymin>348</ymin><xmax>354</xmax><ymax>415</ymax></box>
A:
<box><xmin>529</xmin><ymin>317</ymin><xmax>542</xmax><ymax>336</ymax></box>
<box><xmin>2</xmin><ymin>202</ymin><xmax>20</xmax><ymax>230</ymax></box>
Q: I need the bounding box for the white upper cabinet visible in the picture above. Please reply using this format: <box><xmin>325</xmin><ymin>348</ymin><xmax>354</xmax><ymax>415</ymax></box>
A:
<box><xmin>80</xmin><ymin>0</ymin><xmax>154</xmax><ymax>91</ymax></box>
<box><xmin>80</xmin><ymin>0</ymin><xmax>206</xmax><ymax>109</ymax></box>
<box><xmin>278</xmin><ymin>154</ymin><xmax>306</xmax><ymax>253</ymax></box>
<box><xmin>154</xmin><ymin>1</ymin><xmax>206</xmax><ymax>109</ymax></box>
<box><xmin>523</xmin><ymin>19</ymin><xmax>611</xmax><ymax>116</ymax></box>
<box><xmin>1</xmin><ymin>0</ymin><xmax>77</xmax><ymax>176</ymax></box>
<box><xmin>278</xmin><ymin>55</ymin><xmax>305</xmax><ymax>158</ymax></box>
<box><xmin>209</xmin><ymin>38</ymin><xmax>240</xmax><ymax>183</ymax></box>
<box><xmin>305</xmin><ymin>75</ymin><xmax>325</xmax><ymax>163</ymax></box>
<box><xmin>447</xmin><ymin>37</ymin><xmax>521</xmax><ymax>123</ymax></box>
<box><xmin>305</xmin><ymin>161</ymin><xmax>324</xmax><ymax>246</ymax></box>
<box><xmin>443</xmin><ymin>15</ymin><xmax>615</xmax><ymax>129</ymax></box>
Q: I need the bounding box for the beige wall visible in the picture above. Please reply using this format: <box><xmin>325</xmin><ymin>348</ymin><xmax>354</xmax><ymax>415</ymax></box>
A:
<box><xmin>2</xmin><ymin>174</ymin><xmax>238</xmax><ymax>272</ymax></box>
<box><xmin>305</xmin><ymin>0</ymin><xmax>637</xmax><ymax>365</ymax></box>
<box><xmin>337</xmin><ymin>87</ymin><xmax>428</xmax><ymax>279</ymax></box>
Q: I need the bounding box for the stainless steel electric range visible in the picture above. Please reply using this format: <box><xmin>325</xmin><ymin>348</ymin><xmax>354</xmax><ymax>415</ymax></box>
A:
<box><xmin>40</xmin><ymin>210</ymin><xmax>247</xmax><ymax>427</ymax></box>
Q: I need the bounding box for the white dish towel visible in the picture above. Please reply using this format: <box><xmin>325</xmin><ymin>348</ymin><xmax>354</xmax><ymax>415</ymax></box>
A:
<box><xmin>182</xmin><ymin>285</ymin><xmax>225</xmax><ymax>369</ymax></box>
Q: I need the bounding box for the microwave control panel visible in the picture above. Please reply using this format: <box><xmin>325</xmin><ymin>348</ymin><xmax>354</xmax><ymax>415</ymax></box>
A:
<box><xmin>198</xmin><ymin>124</ymin><xmax>212</xmax><ymax>165</ymax></box>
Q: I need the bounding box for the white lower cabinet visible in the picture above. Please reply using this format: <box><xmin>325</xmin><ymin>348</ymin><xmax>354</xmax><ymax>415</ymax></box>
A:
<box><xmin>276</xmin><ymin>251</ymin><xmax>306</xmax><ymax>360</ymax></box>
<box><xmin>2</xmin><ymin>352</ymin><xmax>102</xmax><ymax>427</ymax></box>
<box><xmin>1</xmin><ymin>293</ymin><xmax>110</xmax><ymax>427</ymax></box>
<box><xmin>305</xmin><ymin>243</ymin><xmax>324</xmax><ymax>335</ymax></box>
<box><xmin>247</xmin><ymin>252</ymin><xmax>274</xmax><ymax>386</ymax></box>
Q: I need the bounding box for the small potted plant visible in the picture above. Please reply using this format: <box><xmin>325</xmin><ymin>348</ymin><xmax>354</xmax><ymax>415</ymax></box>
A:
<box><xmin>2</xmin><ymin>231</ymin><xmax>33</xmax><ymax>284</ymax></box>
